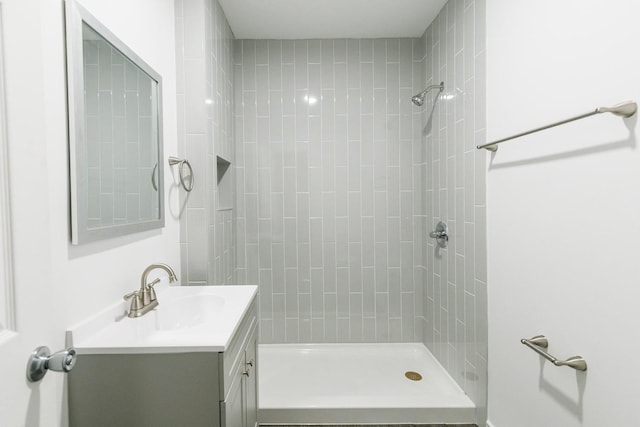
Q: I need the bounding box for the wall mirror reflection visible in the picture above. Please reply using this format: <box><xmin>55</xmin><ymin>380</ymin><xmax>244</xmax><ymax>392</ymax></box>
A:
<box><xmin>65</xmin><ymin>0</ymin><xmax>164</xmax><ymax>244</ymax></box>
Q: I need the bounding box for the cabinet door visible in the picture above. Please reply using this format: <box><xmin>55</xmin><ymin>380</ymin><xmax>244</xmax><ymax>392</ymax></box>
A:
<box><xmin>243</xmin><ymin>326</ymin><xmax>258</xmax><ymax>427</ymax></box>
<box><xmin>221</xmin><ymin>368</ymin><xmax>243</xmax><ymax>427</ymax></box>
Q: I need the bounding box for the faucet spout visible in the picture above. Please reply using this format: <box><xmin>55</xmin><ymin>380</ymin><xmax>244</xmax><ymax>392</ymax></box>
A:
<box><xmin>140</xmin><ymin>263</ymin><xmax>178</xmax><ymax>290</ymax></box>
<box><xmin>125</xmin><ymin>263</ymin><xmax>178</xmax><ymax>318</ymax></box>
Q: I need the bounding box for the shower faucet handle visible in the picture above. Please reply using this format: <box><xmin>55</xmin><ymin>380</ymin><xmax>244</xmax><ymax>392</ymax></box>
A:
<box><xmin>429</xmin><ymin>221</ymin><xmax>449</xmax><ymax>248</ymax></box>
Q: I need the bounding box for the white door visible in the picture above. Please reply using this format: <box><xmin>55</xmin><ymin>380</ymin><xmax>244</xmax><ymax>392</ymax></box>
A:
<box><xmin>0</xmin><ymin>0</ymin><xmax>68</xmax><ymax>425</ymax></box>
<box><xmin>0</xmin><ymin>0</ymin><xmax>181</xmax><ymax>424</ymax></box>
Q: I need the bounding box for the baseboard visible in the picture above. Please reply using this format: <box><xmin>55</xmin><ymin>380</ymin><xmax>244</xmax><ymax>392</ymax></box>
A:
<box><xmin>486</xmin><ymin>420</ymin><xmax>496</xmax><ymax>427</ymax></box>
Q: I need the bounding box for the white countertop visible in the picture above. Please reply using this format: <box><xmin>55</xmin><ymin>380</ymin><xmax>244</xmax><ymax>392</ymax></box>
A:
<box><xmin>66</xmin><ymin>284</ymin><xmax>257</xmax><ymax>355</ymax></box>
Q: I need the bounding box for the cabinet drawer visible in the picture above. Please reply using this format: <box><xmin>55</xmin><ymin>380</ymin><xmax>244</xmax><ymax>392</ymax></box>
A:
<box><xmin>219</xmin><ymin>299</ymin><xmax>256</xmax><ymax>399</ymax></box>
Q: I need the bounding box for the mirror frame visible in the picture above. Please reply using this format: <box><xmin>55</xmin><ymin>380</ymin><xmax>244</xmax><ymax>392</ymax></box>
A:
<box><xmin>65</xmin><ymin>0</ymin><xmax>165</xmax><ymax>245</ymax></box>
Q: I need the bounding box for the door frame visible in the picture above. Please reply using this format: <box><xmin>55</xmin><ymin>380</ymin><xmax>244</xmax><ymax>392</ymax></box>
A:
<box><xmin>0</xmin><ymin>2</ymin><xmax>16</xmax><ymax>344</ymax></box>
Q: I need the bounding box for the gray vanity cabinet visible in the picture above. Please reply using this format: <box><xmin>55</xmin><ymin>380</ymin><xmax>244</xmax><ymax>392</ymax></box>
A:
<box><xmin>244</xmin><ymin>325</ymin><xmax>258</xmax><ymax>427</ymax></box>
<box><xmin>68</xmin><ymin>299</ymin><xmax>258</xmax><ymax>427</ymax></box>
<box><xmin>220</xmin><ymin>301</ymin><xmax>258</xmax><ymax>427</ymax></box>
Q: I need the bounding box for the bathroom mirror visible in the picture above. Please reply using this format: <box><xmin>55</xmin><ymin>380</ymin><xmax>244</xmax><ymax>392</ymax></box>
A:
<box><xmin>65</xmin><ymin>0</ymin><xmax>164</xmax><ymax>244</ymax></box>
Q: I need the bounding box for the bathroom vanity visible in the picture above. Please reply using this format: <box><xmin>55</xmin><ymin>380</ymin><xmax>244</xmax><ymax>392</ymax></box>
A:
<box><xmin>66</xmin><ymin>285</ymin><xmax>258</xmax><ymax>427</ymax></box>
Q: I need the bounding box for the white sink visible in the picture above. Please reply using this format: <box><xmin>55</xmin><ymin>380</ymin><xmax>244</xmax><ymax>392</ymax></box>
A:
<box><xmin>67</xmin><ymin>284</ymin><xmax>257</xmax><ymax>354</ymax></box>
<box><xmin>155</xmin><ymin>293</ymin><xmax>225</xmax><ymax>331</ymax></box>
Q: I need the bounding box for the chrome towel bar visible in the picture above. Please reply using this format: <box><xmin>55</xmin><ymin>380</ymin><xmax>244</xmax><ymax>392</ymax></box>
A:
<box><xmin>478</xmin><ymin>100</ymin><xmax>637</xmax><ymax>152</ymax></box>
<box><xmin>521</xmin><ymin>335</ymin><xmax>587</xmax><ymax>371</ymax></box>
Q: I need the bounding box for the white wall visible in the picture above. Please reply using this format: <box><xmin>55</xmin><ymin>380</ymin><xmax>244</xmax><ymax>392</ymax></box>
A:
<box><xmin>52</xmin><ymin>0</ymin><xmax>179</xmax><ymax>335</ymax></box>
<box><xmin>1</xmin><ymin>0</ymin><xmax>177</xmax><ymax>424</ymax></box>
<box><xmin>486</xmin><ymin>1</ymin><xmax>640</xmax><ymax>426</ymax></box>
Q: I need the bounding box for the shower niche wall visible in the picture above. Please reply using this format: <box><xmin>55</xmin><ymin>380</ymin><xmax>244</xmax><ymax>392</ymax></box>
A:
<box><xmin>217</xmin><ymin>155</ymin><xmax>232</xmax><ymax>211</ymax></box>
<box><xmin>175</xmin><ymin>0</ymin><xmax>235</xmax><ymax>286</ymax></box>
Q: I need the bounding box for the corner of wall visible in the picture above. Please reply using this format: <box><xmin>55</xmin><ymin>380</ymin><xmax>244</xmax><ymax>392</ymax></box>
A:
<box><xmin>419</xmin><ymin>0</ymin><xmax>487</xmax><ymax>425</ymax></box>
<box><xmin>176</xmin><ymin>0</ymin><xmax>235</xmax><ymax>286</ymax></box>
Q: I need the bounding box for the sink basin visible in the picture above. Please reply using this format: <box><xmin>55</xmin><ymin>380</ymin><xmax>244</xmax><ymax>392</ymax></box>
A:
<box><xmin>67</xmin><ymin>284</ymin><xmax>257</xmax><ymax>354</ymax></box>
<box><xmin>154</xmin><ymin>293</ymin><xmax>225</xmax><ymax>331</ymax></box>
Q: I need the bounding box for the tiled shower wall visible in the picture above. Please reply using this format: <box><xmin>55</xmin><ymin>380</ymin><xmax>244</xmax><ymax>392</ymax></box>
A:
<box><xmin>175</xmin><ymin>0</ymin><xmax>235</xmax><ymax>285</ymax></box>
<box><xmin>234</xmin><ymin>39</ymin><xmax>426</xmax><ymax>343</ymax></box>
<box><xmin>418</xmin><ymin>0</ymin><xmax>487</xmax><ymax>424</ymax></box>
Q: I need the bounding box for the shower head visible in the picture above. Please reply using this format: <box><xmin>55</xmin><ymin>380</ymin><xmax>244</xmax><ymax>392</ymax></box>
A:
<box><xmin>411</xmin><ymin>94</ymin><xmax>426</xmax><ymax>107</ymax></box>
<box><xmin>411</xmin><ymin>81</ymin><xmax>445</xmax><ymax>106</ymax></box>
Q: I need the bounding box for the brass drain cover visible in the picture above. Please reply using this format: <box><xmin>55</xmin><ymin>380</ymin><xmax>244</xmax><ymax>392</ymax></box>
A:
<box><xmin>405</xmin><ymin>371</ymin><xmax>422</xmax><ymax>381</ymax></box>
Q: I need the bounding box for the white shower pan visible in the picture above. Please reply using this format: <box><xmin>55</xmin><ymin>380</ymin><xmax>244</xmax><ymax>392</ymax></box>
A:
<box><xmin>259</xmin><ymin>342</ymin><xmax>475</xmax><ymax>425</ymax></box>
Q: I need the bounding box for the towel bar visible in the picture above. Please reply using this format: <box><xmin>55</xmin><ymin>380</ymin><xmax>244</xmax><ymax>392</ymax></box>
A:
<box><xmin>478</xmin><ymin>100</ymin><xmax>637</xmax><ymax>152</ymax></box>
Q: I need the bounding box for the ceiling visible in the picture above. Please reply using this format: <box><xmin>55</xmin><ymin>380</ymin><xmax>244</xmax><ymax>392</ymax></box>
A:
<box><xmin>217</xmin><ymin>0</ymin><xmax>448</xmax><ymax>40</ymax></box>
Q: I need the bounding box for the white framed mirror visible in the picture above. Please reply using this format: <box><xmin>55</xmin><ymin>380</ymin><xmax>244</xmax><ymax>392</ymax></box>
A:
<box><xmin>65</xmin><ymin>0</ymin><xmax>164</xmax><ymax>244</ymax></box>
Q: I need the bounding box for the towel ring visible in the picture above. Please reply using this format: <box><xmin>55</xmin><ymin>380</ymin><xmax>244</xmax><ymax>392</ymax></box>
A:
<box><xmin>168</xmin><ymin>156</ymin><xmax>194</xmax><ymax>192</ymax></box>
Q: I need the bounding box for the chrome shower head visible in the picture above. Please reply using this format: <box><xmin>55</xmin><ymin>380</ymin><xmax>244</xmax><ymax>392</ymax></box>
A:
<box><xmin>411</xmin><ymin>81</ymin><xmax>445</xmax><ymax>106</ymax></box>
<box><xmin>411</xmin><ymin>93</ymin><xmax>426</xmax><ymax>106</ymax></box>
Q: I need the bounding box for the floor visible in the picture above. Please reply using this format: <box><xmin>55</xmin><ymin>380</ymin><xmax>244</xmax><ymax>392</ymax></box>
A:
<box><xmin>263</xmin><ymin>424</ymin><xmax>477</xmax><ymax>426</ymax></box>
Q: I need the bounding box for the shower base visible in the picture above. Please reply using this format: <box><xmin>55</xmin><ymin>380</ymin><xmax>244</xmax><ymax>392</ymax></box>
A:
<box><xmin>258</xmin><ymin>343</ymin><xmax>475</xmax><ymax>425</ymax></box>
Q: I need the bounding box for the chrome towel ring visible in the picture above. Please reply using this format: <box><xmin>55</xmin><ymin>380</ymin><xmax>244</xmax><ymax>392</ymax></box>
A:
<box><xmin>168</xmin><ymin>156</ymin><xmax>194</xmax><ymax>192</ymax></box>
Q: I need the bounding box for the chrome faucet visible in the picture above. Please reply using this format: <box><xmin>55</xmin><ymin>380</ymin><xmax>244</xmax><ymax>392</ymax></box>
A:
<box><xmin>124</xmin><ymin>263</ymin><xmax>177</xmax><ymax>318</ymax></box>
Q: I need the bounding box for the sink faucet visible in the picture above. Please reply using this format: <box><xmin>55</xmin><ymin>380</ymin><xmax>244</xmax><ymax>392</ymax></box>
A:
<box><xmin>124</xmin><ymin>263</ymin><xmax>178</xmax><ymax>318</ymax></box>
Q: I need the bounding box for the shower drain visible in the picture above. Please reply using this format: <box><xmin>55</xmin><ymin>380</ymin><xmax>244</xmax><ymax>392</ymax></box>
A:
<box><xmin>404</xmin><ymin>371</ymin><xmax>422</xmax><ymax>381</ymax></box>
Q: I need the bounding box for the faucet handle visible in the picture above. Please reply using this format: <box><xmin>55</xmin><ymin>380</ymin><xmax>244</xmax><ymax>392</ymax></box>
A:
<box><xmin>146</xmin><ymin>278</ymin><xmax>161</xmax><ymax>302</ymax></box>
<box><xmin>147</xmin><ymin>277</ymin><xmax>161</xmax><ymax>288</ymax></box>
<box><xmin>123</xmin><ymin>290</ymin><xmax>143</xmax><ymax>311</ymax></box>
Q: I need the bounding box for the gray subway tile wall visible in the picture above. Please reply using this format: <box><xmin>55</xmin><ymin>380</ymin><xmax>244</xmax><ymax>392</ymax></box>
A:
<box><xmin>419</xmin><ymin>0</ymin><xmax>487</xmax><ymax>424</ymax></box>
<box><xmin>234</xmin><ymin>38</ymin><xmax>425</xmax><ymax>344</ymax></box>
<box><xmin>175</xmin><ymin>0</ymin><xmax>235</xmax><ymax>286</ymax></box>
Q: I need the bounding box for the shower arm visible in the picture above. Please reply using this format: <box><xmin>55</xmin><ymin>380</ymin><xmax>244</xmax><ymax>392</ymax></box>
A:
<box><xmin>426</xmin><ymin>82</ymin><xmax>445</xmax><ymax>94</ymax></box>
<box><xmin>418</xmin><ymin>82</ymin><xmax>445</xmax><ymax>97</ymax></box>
